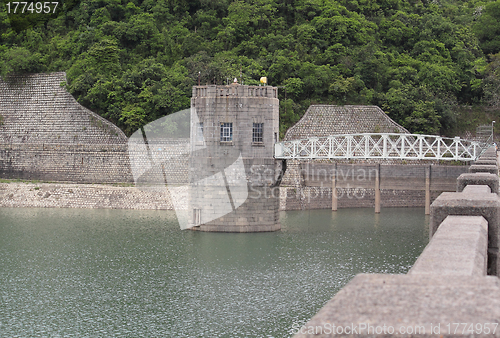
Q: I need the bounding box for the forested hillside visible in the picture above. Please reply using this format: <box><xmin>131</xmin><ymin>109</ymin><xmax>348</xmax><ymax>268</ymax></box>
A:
<box><xmin>1</xmin><ymin>0</ymin><xmax>500</xmax><ymax>137</ymax></box>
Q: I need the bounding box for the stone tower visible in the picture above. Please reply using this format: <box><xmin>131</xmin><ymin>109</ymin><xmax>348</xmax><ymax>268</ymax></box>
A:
<box><xmin>188</xmin><ymin>83</ymin><xmax>281</xmax><ymax>232</ymax></box>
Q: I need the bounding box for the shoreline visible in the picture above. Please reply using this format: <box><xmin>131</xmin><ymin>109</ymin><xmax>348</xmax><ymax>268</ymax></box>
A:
<box><xmin>0</xmin><ymin>181</ymin><xmax>181</xmax><ymax>210</ymax></box>
<box><xmin>0</xmin><ymin>180</ymin><xmax>433</xmax><ymax>211</ymax></box>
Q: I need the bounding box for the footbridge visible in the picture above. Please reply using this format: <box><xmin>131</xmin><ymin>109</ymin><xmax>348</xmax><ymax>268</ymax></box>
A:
<box><xmin>274</xmin><ymin>133</ymin><xmax>488</xmax><ymax>161</ymax></box>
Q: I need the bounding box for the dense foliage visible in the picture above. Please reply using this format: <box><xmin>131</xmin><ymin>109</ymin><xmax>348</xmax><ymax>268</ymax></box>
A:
<box><xmin>1</xmin><ymin>0</ymin><xmax>500</xmax><ymax>137</ymax></box>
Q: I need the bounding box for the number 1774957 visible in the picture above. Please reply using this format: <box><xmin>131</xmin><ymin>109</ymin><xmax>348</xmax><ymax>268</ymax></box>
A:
<box><xmin>6</xmin><ymin>2</ymin><xmax>59</xmax><ymax>14</ymax></box>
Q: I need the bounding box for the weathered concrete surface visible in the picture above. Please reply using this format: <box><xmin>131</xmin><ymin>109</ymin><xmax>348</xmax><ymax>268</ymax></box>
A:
<box><xmin>469</xmin><ymin>164</ymin><xmax>498</xmax><ymax>175</ymax></box>
<box><xmin>478</xmin><ymin>157</ymin><xmax>498</xmax><ymax>163</ymax></box>
<box><xmin>409</xmin><ymin>215</ymin><xmax>488</xmax><ymax>276</ymax></box>
<box><xmin>474</xmin><ymin>159</ymin><xmax>498</xmax><ymax>166</ymax></box>
<box><xmin>462</xmin><ymin>184</ymin><xmax>492</xmax><ymax>194</ymax></box>
<box><xmin>457</xmin><ymin>173</ymin><xmax>499</xmax><ymax>193</ymax></box>
<box><xmin>293</xmin><ymin>274</ymin><xmax>500</xmax><ymax>338</ymax></box>
<box><xmin>479</xmin><ymin>147</ymin><xmax>497</xmax><ymax>157</ymax></box>
<box><xmin>189</xmin><ymin>84</ymin><xmax>281</xmax><ymax>232</ymax></box>
<box><xmin>480</xmin><ymin>148</ymin><xmax>497</xmax><ymax>155</ymax></box>
<box><xmin>430</xmin><ymin>185</ymin><xmax>500</xmax><ymax>275</ymax></box>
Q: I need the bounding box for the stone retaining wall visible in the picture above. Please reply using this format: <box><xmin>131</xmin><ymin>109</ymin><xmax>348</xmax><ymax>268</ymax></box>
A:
<box><xmin>281</xmin><ymin>162</ymin><xmax>469</xmax><ymax>210</ymax></box>
<box><xmin>281</xmin><ymin>186</ymin><xmax>442</xmax><ymax>210</ymax></box>
<box><xmin>0</xmin><ymin>72</ymin><xmax>134</xmax><ymax>183</ymax></box>
<box><xmin>0</xmin><ymin>182</ymin><xmax>185</xmax><ymax>210</ymax></box>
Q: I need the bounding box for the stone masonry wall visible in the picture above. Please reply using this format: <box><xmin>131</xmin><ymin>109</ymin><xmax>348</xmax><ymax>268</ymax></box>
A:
<box><xmin>280</xmin><ymin>163</ymin><xmax>469</xmax><ymax>210</ymax></box>
<box><xmin>283</xmin><ymin>105</ymin><xmax>409</xmax><ymax>141</ymax></box>
<box><xmin>0</xmin><ymin>72</ymin><xmax>134</xmax><ymax>183</ymax></box>
<box><xmin>281</xmin><ymin>186</ymin><xmax>443</xmax><ymax>210</ymax></box>
<box><xmin>0</xmin><ymin>76</ymin><xmax>466</xmax><ymax>212</ymax></box>
<box><xmin>189</xmin><ymin>84</ymin><xmax>280</xmax><ymax>232</ymax></box>
<box><xmin>0</xmin><ymin>182</ymin><xmax>184</xmax><ymax>210</ymax></box>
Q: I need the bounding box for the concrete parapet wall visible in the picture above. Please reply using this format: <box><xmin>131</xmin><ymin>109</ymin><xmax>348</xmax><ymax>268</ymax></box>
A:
<box><xmin>430</xmin><ymin>186</ymin><xmax>500</xmax><ymax>275</ymax></box>
<box><xmin>293</xmin><ymin>274</ymin><xmax>500</xmax><ymax>338</ymax></box>
<box><xmin>293</xmin><ymin>146</ymin><xmax>500</xmax><ymax>337</ymax></box>
<box><xmin>457</xmin><ymin>172</ymin><xmax>499</xmax><ymax>193</ymax></box>
<box><xmin>469</xmin><ymin>164</ymin><xmax>498</xmax><ymax>175</ymax></box>
<box><xmin>409</xmin><ymin>215</ymin><xmax>488</xmax><ymax>276</ymax></box>
<box><xmin>475</xmin><ymin>159</ymin><xmax>497</xmax><ymax>165</ymax></box>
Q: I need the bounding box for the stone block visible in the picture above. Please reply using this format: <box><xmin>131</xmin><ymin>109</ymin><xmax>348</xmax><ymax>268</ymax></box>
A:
<box><xmin>479</xmin><ymin>156</ymin><xmax>497</xmax><ymax>162</ymax></box>
<box><xmin>293</xmin><ymin>274</ymin><xmax>500</xmax><ymax>338</ymax></box>
<box><xmin>409</xmin><ymin>215</ymin><xmax>488</xmax><ymax>276</ymax></box>
<box><xmin>457</xmin><ymin>172</ymin><xmax>499</xmax><ymax>193</ymax></box>
<box><xmin>462</xmin><ymin>184</ymin><xmax>491</xmax><ymax>194</ymax></box>
<box><xmin>474</xmin><ymin>159</ymin><xmax>497</xmax><ymax>166</ymax></box>
<box><xmin>480</xmin><ymin>147</ymin><xmax>497</xmax><ymax>156</ymax></box>
<box><xmin>469</xmin><ymin>164</ymin><xmax>498</xmax><ymax>175</ymax></box>
<box><xmin>430</xmin><ymin>186</ymin><xmax>500</xmax><ymax>275</ymax></box>
<box><xmin>478</xmin><ymin>153</ymin><xmax>497</xmax><ymax>159</ymax></box>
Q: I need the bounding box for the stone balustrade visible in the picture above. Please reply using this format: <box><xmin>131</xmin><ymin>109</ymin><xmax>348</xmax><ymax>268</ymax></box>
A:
<box><xmin>293</xmin><ymin>146</ymin><xmax>500</xmax><ymax>337</ymax></box>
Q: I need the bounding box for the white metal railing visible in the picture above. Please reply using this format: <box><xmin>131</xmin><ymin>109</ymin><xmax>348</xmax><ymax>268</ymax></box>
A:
<box><xmin>274</xmin><ymin>133</ymin><xmax>488</xmax><ymax>161</ymax></box>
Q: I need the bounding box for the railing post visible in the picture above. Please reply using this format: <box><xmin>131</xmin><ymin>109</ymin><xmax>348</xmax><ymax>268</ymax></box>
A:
<box><xmin>383</xmin><ymin>135</ymin><xmax>387</xmax><ymax>158</ymax></box>
<box><xmin>309</xmin><ymin>137</ymin><xmax>318</xmax><ymax>159</ymax></box>
<box><xmin>401</xmin><ymin>135</ymin><xmax>405</xmax><ymax>158</ymax></box>
<box><xmin>420</xmin><ymin>136</ymin><xmax>424</xmax><ymax>159</ymax></box>
<box><xmin>347</xmin><ymin>136</ymin><xmax>352</xmax><ymax>158</ymax></box>
<box><xmin>365</xmin><ymin>135</ymin><xmax>369</xmax><ymax>158</ymax></box>
<box><xmin>437</xmin><ymin>138</ymin><xmax>441</xmax><ymax>159</ymax></box>
<box><xmin>375</xmin><ymin>163</ymin><xmax>381</xmax><ymax>213</ymax></box>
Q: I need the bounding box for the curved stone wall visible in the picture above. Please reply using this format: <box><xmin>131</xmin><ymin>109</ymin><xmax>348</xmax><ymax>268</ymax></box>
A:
<box><xmin>284</xmin><ymin>105</ymin><xmax>409</xmax><ymax>141</ymax></box>
<box><xmin>0</xmin><ymin>72</ymin><xmax>127</xmax><ymax>144</ymax></box>
<box><xmin>0</xmin><ymin>72</ymin><xmax>134</xmax><ymax>183</ymax></box>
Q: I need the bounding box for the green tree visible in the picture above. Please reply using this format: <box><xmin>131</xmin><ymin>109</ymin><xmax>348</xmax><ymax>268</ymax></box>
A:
<box><xmin>474</xmin><ymin>1</ymin><xmax>500</xmax><ymax>55</ymax></box>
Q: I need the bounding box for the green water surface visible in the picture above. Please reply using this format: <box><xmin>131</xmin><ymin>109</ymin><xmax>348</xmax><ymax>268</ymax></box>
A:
<box><xmin>0</xmin><ymin>207</ymin><xmax>428</xmax><ymax>337</ymax></box>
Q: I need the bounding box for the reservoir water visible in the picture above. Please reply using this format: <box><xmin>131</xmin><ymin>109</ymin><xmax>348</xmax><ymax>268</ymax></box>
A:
<box><xmin>0</xmin><ymin>207</ymin><xmax>428</xmax><ymax>337</ymax></box>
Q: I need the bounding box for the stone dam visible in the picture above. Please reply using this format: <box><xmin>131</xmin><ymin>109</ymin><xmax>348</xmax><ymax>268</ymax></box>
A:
<box><xmin>0</xmin><ymin>72</ymin><xmax>471</xmax><ymax>214</ymax></box>
<box><xmin>1</xmin><ymin>72</ymin><xmax>499</xmax><ymax>335</ymax></box>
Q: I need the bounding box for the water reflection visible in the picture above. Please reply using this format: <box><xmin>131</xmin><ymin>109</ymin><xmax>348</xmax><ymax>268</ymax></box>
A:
<box><xmin>0</xmin><ymin>207</ymin><xmax>428</xmax><ymax>337</ymax></box>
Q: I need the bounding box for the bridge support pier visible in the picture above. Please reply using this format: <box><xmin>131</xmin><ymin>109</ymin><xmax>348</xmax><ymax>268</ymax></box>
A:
<box><xmin>374</xmin><ymin>164</ymin><xmax>381</xmax><ymax>213</ymax></box>
<box><xmin>425</xmin><ymin>166</ymin><xmax>431</xmax><ymax>215</ymax></box>
<box><xmin>331</xmin><ymin>163</ymin><xmax>337</xmax><ymax>211</ymax></box>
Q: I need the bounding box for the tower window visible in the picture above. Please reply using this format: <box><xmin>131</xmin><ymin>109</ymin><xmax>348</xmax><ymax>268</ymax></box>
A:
<box><xmin>253</xmin><ymin>123</ymin><xmax>263</xmax><ymax>143</ymax></box>
<box><xmin>220</xmin><ymin>122</ymin><xmax>233</xmax><ymax>142</ymax></box>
